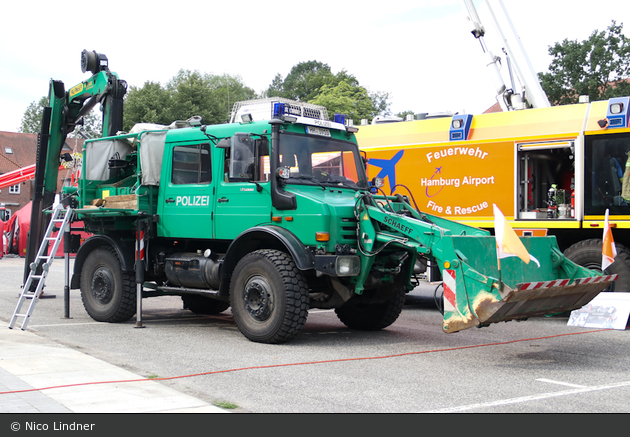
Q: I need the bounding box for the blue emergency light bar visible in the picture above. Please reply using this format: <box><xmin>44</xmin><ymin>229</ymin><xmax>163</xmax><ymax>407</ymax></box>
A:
<box><xmin>273</xmin><ymin>102</ymin><xmax>286</xmax><ymax>118</ymax></box>
<box><xmin>334</xmin><ymin>113</ymin><xmax>346</xmax><ymax>125</ymax></box>
<box><xmin>606</xmin><ymin>97</ymin><xmax>630</xmax><ymax>129</ymax></box>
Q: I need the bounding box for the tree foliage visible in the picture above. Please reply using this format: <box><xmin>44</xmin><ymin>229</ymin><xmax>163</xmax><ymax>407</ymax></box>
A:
<box><xmin>21</xmin><ymin>63</ymin><xmax>388</xmax><ymax>134</ymax></box>
<box><xmin>540</xmin><ymin>21</ymin><xmax>630</xmax><ymax>105</ymax></box>
<box><xmin>266</xmin><ymin>61</ymin><xmax>389</xmax><ymax>124</ymax></box>
<box><xmin>123</xmin><ymin>70</ymin><xmax>256</xmax><ymax>131</ymax></box>
<box><xmin>19</xmin><ymin>97</ymin><xmax>48</xmax><ymax>134</ymax></box>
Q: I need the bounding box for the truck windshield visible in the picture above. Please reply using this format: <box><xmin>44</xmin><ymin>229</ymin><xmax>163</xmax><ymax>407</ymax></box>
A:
<box><xmin>278</xmin><ymin>132</ymin><xmax>369</xmax><ymax>190</ymax></box>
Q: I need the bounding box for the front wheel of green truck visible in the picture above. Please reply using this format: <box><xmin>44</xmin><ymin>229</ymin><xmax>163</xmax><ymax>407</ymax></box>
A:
<box><xmin>229</xmin><ymin>249</ymin><xmax>309</xmax><ymax>344</ymax></box>
<box><xmin>335</xmin><ymin>286</ymin><xmax>406</xmax><ymax>331</ymax></box>
<box><xmin>80</xmin><ymin>247</ymin><xmax>136</xmax><ymax>322</ymax></box>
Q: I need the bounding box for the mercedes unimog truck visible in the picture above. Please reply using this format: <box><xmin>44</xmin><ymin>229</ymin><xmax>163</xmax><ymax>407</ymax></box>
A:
<box><xmin>16</xmin><ymin>50</ymin><xmax>616</xmax><ymax>343</ymax></box>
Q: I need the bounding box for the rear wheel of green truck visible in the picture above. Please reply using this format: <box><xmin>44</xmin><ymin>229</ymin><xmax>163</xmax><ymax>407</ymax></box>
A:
<box><xmin>335</xmin><ymin>287</ymin><xmax>407</xmax><ymax>330</ymax></box>
<box><xmin>80</xmin><ymin>247</ymin><xmax>136</xmax><ymax>322</ymax></box>
<box><xmin>229</xmin><ymin>249</ymin><xmax>309</xmax><ymax>344</ymax></box>
<box><xmin>564</xmin><ymin>239</ymin><xmax>630</xmax><ymax>292</ymax></box>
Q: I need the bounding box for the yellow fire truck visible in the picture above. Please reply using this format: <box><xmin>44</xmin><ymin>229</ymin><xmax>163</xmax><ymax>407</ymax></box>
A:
<box><xmin>356</xmin><ymin>96</ymin><xmax>630</xmax><ymax>290</ymax></box>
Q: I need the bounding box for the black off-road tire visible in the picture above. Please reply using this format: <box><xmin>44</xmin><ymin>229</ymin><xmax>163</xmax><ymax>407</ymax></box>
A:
<box><xmin>182</xmin><ymin>295</ymin><xmax>230</xmax><ymax>315</ymax></box>
<box><xmin>564</xmin><ymin>239</ymin><xmax>630</xmax><ymax>292</ymax></box>
<box><xmin>80</xmin><ymin>247</ymin><xmax>136</xmax><ymax>322</ymax></box>
<box><xmin>335</xmin><ymin>286</ymin><xmax>407</xmax><ymax>330</ymax></box>
<box><xmin>229</xmin><ymin>249</ymin><xmax>309</xmax><ymax>344</ymax></box>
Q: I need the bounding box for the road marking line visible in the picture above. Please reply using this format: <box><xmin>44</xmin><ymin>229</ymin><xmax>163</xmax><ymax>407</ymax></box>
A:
<box><xmin>419</xmin><ymin>380</ymin><xmax>630</xmax><ymax>413</ymax></box>
<box><xmin>536</xmin><ymin>378</ymin><xmax>587</xmax><ymax>388</ymax></box>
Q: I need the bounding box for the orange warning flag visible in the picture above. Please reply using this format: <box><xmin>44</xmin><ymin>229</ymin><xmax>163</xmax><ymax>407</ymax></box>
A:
<box><xmin>602</xmin><ymin>209</ymin><xmax>617</xmax><ymax>271</ymax></box>
<box><xmin>493</xmin><ymin>204</ymin><xmax>540</xmax><ymax>268</ymax></box>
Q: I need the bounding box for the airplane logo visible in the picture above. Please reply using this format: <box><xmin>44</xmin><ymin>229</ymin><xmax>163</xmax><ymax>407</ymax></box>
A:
<box><xmin>368</xmin><ymin>150</ymin><xmax>404</xmax><ymax>193</ymax></box>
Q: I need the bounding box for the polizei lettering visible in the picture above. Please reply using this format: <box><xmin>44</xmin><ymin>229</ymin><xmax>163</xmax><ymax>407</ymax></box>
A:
<box><xmin>176</xmin><ymin>195</ymin><xmax>210</xmax><ymax>206</ymax></box>
<box><xmin>383</xmin><ymin>216</ymin><xmax>412</xmax><ymax>234</ymax></box>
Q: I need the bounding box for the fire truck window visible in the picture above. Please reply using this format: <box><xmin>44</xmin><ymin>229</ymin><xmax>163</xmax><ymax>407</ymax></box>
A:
<box><xmin>517</xmin><ymin>144</ymin><xmax>575</xmax><ymax>219</ymax></box>
<box><xmin>585</xmin><ymin>133</ymin><xmax>630</xmax><ymax>215</ymax></box>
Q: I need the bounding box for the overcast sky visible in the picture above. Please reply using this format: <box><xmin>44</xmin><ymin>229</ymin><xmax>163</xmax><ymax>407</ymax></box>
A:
<box><xmin>0</xmin><ymin>0</ymin><xmax>628</xmax><ymax>133</ymax></box>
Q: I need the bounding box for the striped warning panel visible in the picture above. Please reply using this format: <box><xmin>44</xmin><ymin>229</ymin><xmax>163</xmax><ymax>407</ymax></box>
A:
<box><xmin>443</xmin><ymin>269</ymin><xmax>457</xmax><ymax>312</ymax></box>
<box><xmin>516</xmin><ymin>274</ymin><xmax>617</xmax><ymax>291</ymax></box>
<box><xmin>573</xmin><ymin>274</ymin><xmax>617</xmax><ymax>285</ymax></box>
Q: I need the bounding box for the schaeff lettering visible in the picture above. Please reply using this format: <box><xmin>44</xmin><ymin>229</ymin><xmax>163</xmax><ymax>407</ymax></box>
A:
<box><xmin>382</xmin><ymin>216</ymin><xmax>413</xmax><ymax>234</ymax></box>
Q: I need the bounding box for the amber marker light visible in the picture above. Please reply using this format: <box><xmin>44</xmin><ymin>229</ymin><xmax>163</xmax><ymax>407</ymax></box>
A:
<box><xmin>272</xmin><ymin>216</ymin><xmax>282</xmax><ymax>222</ymax></box>
<box><xmin>315</xmin><ymin>232</ymin><xmax>330</xmax><ymax>242</ymax></box>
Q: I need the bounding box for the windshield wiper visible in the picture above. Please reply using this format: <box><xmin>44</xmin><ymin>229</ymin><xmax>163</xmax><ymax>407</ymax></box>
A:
<box><xmin>293</xmin><ymin>175</ymin><xmax>327</xmax><ymax>190</ymax></box>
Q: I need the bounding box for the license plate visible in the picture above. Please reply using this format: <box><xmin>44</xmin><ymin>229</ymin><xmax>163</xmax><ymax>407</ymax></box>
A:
<box><xmin>305</xmin><ymin>126</ymin><xmax>331</xmax><ymax>137</ymax></box>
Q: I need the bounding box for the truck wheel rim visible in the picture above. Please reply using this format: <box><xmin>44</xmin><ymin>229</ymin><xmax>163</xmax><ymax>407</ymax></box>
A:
<box><xmin>242</xmin><ymin>275</ymin><xmax>273</xmax><ymax>321</ymax></box>
<box><xmin>91</xmin><ymin>267</ymin><xmax>115</xmax><ymax>304</ymax></box>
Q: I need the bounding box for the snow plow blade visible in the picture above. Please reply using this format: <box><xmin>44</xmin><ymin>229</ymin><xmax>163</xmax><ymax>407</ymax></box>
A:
<box><xmin>441</xmin><ymin>236</ymin><xmax>617</xmax><ymax>333</ymax></box>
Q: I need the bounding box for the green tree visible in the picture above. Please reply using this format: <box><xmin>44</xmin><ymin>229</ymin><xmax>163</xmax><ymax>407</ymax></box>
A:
<box><xmin>165</xmin><ymin>70</ymin><xmax>220</xmax><ymax>126</ymax></box>
<box><xmin>123</xmin><ymin>81</ymin><xmax>171</xmax><ymax>131</ymax></box>
<box><xmin>207</xmin><ymin>74</ymin><xmax>257</xmax><ymax>123</ymax></box>
<box><xmin>310</xmin><ymin>81</ymin><xmax>382</xmax><ymax>125</ymax></box>
<box><xmin>19</xmin><ymin>96</ymin><xmax>48</xmax><ymax>134</ymax></box>
<box><xmin>267</xmin><ymin>61</ymin><xmax>390</xmax><ymax>122</ymax></box>
<box><xmin>271</xmin><ymin>60</ymin><xmax>334</xmax><ymax>101</ymax></box>
<box><xmin>123</xmin><ymin>71</ymin><xmax>257</xmax><ymax>131</ymax></box>
<box><xmin>540</xmin><ymin>21</ymin><xmax>630</xmax><ymax>105</ymax></box>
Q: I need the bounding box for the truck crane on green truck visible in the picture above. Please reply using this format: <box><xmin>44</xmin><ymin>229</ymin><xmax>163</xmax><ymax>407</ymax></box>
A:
<box><xmin>20</xmin><ymin>50</ymin><xmax>616</xmax><ymax>343</ymax></box>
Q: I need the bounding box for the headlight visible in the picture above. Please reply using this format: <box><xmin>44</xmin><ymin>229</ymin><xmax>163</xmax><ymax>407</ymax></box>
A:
<box><xmin>336</xmin><ymin>256</ymin><xmax>360</xmax><ymax>276</ymax></box>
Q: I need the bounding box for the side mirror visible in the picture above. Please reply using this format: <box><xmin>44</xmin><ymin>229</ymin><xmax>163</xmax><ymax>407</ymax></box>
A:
<box><xmin>216</xmin><ymin>138</ymin><xmax>230</xmax><ymax>149</ymax></box>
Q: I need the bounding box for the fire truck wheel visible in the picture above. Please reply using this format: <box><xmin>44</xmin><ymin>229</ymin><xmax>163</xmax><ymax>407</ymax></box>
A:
<box><xmin>229</xmin><ymin>249</ymin><xmax>309</xmax><ymax>344</ymax></box>
<box><xmin>80</xmin><ymin>247</ymin><xmax>136</xmax><ymax>322</ymax></box>
<box><xmin>181</xmin><ymin>295</ymin><xmax>230</xmax><ymax>315</ymax></box>
<box><xmin>334</xmin><ymin>286</ymin><xmax>406</xmax><ymax>330</ymax></box>
<box><xmin>564</xmin><ymin>239</ymin><xmax>630</xmax><ymax>292</ymax></box>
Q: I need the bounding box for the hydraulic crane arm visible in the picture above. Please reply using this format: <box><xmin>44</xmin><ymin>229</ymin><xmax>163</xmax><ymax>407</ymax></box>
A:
<box><xmin>25</xmin><ymin>50</ymin><xmax>127</xmax><ymax>282</ymax></box>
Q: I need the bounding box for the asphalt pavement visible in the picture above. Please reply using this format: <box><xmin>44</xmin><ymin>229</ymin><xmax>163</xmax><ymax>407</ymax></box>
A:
<box><xmin>0</xmin><ymin>255</ymin><xmax>226</xmax><ymax>414</ymax></box>
<box><xmin>0</xmin><ymin>323</ymin><xmax>227</xmax><ymax>413</ymax></box>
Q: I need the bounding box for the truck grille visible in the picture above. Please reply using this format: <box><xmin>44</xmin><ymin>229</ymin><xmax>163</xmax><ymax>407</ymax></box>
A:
<box><xmin>339</xmin><ymin>217</ymin><xmax>358</xmax><ymax>242</ymax></box>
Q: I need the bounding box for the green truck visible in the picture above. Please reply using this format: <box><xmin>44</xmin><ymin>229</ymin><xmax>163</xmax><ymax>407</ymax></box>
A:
<box><xmin>24</xmin><ymin>50</ymin><xmax>616</xmax><ymax>343</ymax></box>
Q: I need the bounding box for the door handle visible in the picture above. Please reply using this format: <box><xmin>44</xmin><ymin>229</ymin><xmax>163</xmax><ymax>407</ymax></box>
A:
<box><xmin>166</xmin><ymin>198</ymin><xmax>175</xmax><ymax>203</ymax></box>
<box><xmin>218</xmin><ymin>197</ymin><xmax>229</xmax><ymax>203</ymax></box>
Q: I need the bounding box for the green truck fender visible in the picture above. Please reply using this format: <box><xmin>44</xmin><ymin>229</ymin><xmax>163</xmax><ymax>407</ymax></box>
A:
<box><xmin>219</xmin><ymin>225</ymin><xmax>315</xmax><ymax>295</ymax></box>
<box><xmin>70</xmin><ymin>235</ymin><xmax>136</xmax><ymax>289</ymax></box>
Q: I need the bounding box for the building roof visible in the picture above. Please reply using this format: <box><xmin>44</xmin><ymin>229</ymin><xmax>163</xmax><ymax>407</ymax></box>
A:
<box><xmin>0</xmin><ymin>131</ymin><xmax>84</xmax><ymax>193</ymax></box>
<box><xmin>0</xmin><ymin>131</ymin><xmax>83</xmax><ymax>174</ymax></box>
<box><xmin>0</xmin><ymin>131</ymin><xmax>38</xmax><ymax>173</ymax></box>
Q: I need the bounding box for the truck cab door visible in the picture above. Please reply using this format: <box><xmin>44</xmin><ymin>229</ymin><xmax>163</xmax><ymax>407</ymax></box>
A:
<box><xmin>214</xmin><ymin>134</ymin><xmax>271</xmax><ymax>239</ymax></box>
<box><xmin>158</xmin><ymin>142</ymin><xmax>214</xmax><ymax>239</ymax></box>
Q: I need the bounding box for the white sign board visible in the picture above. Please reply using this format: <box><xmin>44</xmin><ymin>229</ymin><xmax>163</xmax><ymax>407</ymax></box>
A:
<box><xmin>568</xmin><ymin>292</ymin><xmax>630</xmax><ymax>330</ymax></box>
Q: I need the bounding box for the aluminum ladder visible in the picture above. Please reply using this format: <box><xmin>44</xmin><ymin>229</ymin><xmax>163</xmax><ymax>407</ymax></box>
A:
<box><xmin>9</xmin><ymin>203</ymin><xmax>73</xmax><ymax>330</ymax></box>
